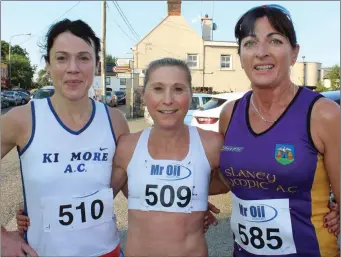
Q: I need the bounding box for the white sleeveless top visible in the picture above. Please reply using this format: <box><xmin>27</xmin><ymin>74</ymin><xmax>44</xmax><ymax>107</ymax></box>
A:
<box><xmin>127</xmin><ymin>126</ymin><xmax>211</xmax><ymax>213</ymax></box>
<box><xmin>18</xmin><ymin>98</ymin><xmax>120</xmax><ymax>256</ymax></box>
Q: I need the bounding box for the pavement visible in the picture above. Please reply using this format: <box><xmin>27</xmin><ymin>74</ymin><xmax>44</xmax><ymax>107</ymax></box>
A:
<box><xmin>0</xmin><ymin>104</ymin><xmax>234</xmax><ymax>257</ymax></box>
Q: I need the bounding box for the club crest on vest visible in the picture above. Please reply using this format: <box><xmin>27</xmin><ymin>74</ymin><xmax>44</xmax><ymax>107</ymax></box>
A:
<box><xmin>274</xmin><ymin>144</ymin><xmax>295</xmax><ymax>165</ymax></box>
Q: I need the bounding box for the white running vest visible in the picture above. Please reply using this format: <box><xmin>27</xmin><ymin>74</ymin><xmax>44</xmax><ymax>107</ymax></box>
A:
<box><xmin>18</xmin><ymin>98</ymin><xmax>120</xmax><ymax>257</ymax></box>
<box><xmin>127</xmin><ymin>126</ymin><xmax>211</xmax><ymax>213</ymax></box>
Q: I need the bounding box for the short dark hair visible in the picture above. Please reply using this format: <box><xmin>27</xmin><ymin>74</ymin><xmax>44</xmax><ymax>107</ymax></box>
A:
<box><xmin>42</xmin><ymin>19</ymin><xmax>101</xmax><ymax>64</ymax></box>
<box><xmin>143</xmin><ymin>57</ymin><xmax>192</xmax><ymax>93</ymax></box>
<box><xmin>234</xmin><ymin>5</ymin><xmax>297</xmax><ymax>54</ymax></box>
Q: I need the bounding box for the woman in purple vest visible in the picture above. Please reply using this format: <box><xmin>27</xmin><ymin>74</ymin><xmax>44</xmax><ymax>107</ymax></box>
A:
<box><xmin>217</xmin><ymin>4</ymin><xmax>340</xmax><ymax>257</ymax></box>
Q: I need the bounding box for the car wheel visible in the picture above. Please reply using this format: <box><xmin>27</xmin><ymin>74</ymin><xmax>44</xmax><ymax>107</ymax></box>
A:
<box><xmin>21</xmin><ymin>99</ymin><xmax>26</xmax><ymax>105</ymax></box>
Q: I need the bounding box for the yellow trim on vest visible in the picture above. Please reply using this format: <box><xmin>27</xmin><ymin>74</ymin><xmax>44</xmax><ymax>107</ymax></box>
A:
<box><xmin>310</xmin><ymin>154</ymin><xmax>339</xmax><ymax>257</ymax></box>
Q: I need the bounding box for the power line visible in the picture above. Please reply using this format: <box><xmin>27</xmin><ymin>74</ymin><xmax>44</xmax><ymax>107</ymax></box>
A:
<box><xmin>112</xmin><ymin>1</ymin><xmax>139</xmax><ymax>40</ymax></box>
<box><xmin>18</xmin><ymin>1</ymin><xmax>81</xmax><ymax>47</ymax></box>
<box><xmin>107</xmin><ymin>3</ymin><xmax>137</xmax><ymax>42</ymax></box>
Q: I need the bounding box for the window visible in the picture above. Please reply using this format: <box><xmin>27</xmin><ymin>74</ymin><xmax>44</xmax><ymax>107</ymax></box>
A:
<box><xmin>220</xmin><ymin>55</ymin><xmax>231</xmax><ymax>69</ymax></box>
<box><xmin>202</xmin><ymin>97</ymin><xmax>212</xmax><ymax>105</ymax></box>
<box><xmin>200</xmin><ymin>98</ymin><xmax>227</xmax><ymax>110</ymax></box>
<box><xmin>189</xmin><ymin>97</ymin><xmax>200</xmax><ymax>110</ymax></box>
<box><xmin>187</xmin><ymin>54</ymin><xmax>198</xmax><ymax>69</ymax></box>
<box><xmin>120</xmin><ymin>78</ymin><xmax>127</xmax><ymax>86</ymax></box>
<box><xmin>105</xmin><ymin>77</ymin><xmax>111</xmax><ymax>85</ymax></box>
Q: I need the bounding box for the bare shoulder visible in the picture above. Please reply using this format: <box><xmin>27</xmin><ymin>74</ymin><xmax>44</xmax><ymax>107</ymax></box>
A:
<box><xmin>196</xmin><ymin>127</ymin><xmax>224</xmax><ymax>148</ymax></box>
<box><xmin>114</xmin><ymin>130</ymin><xmax>144</xmax><ymax>168</ymax></box>
<box><xmin>106</xmin><ymin>105</ymin><xmax>130</xmax><ymax>138</ymax></box>
<box><xmin>196</xmin><ymin>127</ymin><xmax>224</xmax><ymax>169</ymax></box>
<box><xmin>311</xmin><ymin>97</ymin><xmax>340</xmax><ymax>153</ymax></box>
<box><xmin>311</xmin><ymin>97</ymin><xmax>340</xmax><ymax>121</ymax></box>
<box><xmin>1</xmin><ymin>103</ymin><xmax>33</xmax><ymax>155</ymax></box>
<box><xmin>2</xmin><ymin>104</ymin><xmax>32</xmax><ymax>133</ymax></box>
<box><xmin>219</xmin><ymin>100</ymin><xmax>238</xmax><ymax>135</ymax></box>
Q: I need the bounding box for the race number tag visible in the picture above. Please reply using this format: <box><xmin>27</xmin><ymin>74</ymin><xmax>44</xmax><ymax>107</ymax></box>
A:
<box><xmin>140</xmin><ymin>162</ymin><xmax>194</xmax><ymax>213</ymax></box>
<box><xmin>42</xmin><ymin>188</ymin><xmax>114</xmax><ymax>232</ymax></box>
<box><xmin>230</xmin><ymin>193</ymin><xmax>297</xmax><ymax>255</ymax></box>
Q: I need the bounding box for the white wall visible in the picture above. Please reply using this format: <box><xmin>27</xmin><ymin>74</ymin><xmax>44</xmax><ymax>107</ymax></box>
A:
<box><xmin>92</xmin><ymin>76</ymin><xmax>127</xmax><ymax>93</ymax></box>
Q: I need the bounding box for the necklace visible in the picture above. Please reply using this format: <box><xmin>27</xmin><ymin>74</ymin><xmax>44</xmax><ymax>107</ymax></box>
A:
<box><xmin>251</xmin><ymin>84</ymin><xmax>296</xmax><ymax>123</ymax></box>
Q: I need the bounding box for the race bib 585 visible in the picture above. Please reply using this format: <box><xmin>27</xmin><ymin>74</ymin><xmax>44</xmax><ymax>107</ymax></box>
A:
<box><xmin>230</xmin><ymin>194</ymin><xmax>297</xmax><ymax>255</ymax></box>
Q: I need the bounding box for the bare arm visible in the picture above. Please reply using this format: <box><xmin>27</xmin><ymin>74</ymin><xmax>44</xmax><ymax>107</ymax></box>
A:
<box><xmin>198</xmin><ymin>128</ymin><xmax>230</xmax><ymax>195</ymax></box>
<box><xmin>206</xmin><ymin>100</ymin><xmax>239</xmax><ymax>195</ymax></box>
<box><xmin>107</xmin><ymin>108</ymin><xmax>130</xmax><ymax>198</ymax></box>
<box><xmin>1</xmin><ymin>107</ymin><xmax>37</xmax><ymax>256</ymax></box>
<box><xmin>311</xmin><ymin>98</ymin><xmax>340</xmax><ymax>207</ymax></box>
<box><xmin>1</xmin><ymin>108</ymin><xmax>23</xmax><ymax>158</ymax></box>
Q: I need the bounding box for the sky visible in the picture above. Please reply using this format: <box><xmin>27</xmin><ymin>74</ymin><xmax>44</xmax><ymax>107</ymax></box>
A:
<box><xmin>1</xmin><ymin>1</ymin><xmax>340</xmax><ymax>76</ymax></box>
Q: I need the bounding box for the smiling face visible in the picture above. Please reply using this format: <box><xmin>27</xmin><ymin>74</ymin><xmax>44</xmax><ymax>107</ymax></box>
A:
<box><xmin>143</xmin><ymin>66</ymin><xmax>192</xmax><ymax>130</ymax></box>
<box><xmin>240</xmin><ymin>17</ymin><xmax>299</xmax><ymax>88</ymax></box>
<box><xmin>46</xmin><ymin>31</ymin><xmax>97</xmax><ymax>101</ymax></box>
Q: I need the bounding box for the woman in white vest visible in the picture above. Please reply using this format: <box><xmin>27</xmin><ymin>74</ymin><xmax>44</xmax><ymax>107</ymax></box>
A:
<box><xmin>1</xmin><ymin>19</ymin><xmax>128</xmax><ymax>257</ymax></box>
<box><xmin>109</xmin><ymin>57</ymin><xmax>228</xmax><ymax>256</ymax></box>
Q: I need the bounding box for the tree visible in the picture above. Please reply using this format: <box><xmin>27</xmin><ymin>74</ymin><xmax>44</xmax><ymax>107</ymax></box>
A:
<box><xmin>106</xmin><ymin>54</ymin><xmax>117</xmax><ymax>65</ymax></box>
<box><xmin>1</xmin><ymin>40</ymin><xmax>36</xmax><ymax>89</ymax></box>
<box><xmin>325</xmin><ymin>65</ymin><xmax>340</xmax><ymax>90</ymax></box>
<box><xmin>315</xmin><ymin>81</ymin><xmax>328</xmax><ymax>92</ymax></box>
<box><xmin>36</xmin><ymin>68</ymin><xmax>52</xmax><ymax>88</ymax></box>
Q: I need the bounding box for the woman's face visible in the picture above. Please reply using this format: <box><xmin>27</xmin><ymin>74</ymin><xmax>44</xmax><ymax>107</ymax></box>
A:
<box><xmin>143</xmin><ymin>66</ymin><xmax>192</xmax><ymax>130</ymax></box>
<box><xmin>46</xmin><ymin>32</ymin><xmax>97</xmax><ymax>101</ymax></box>
<box><xmin>240</xmin><ymin>16</ymin><xmax>299</xmax><ymax>88</ymax></box>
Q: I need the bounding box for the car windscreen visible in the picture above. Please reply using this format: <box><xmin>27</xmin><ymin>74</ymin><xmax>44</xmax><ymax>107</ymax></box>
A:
<box><xmin>322</xmin><ymin>91</ymin><xmax>340</xmax><ymax>104</ymax></box>
<box><xmin>4</xmin><ymin>92</ymin><xmax>14</xmax><ymax>95</ymax></box>
<box><xmin>199</xmin><ymin>98</ymin><xmax>227</xmax><ymax>110</ymax></box>
<box><xmin>34</xmin><ymin>89</ymin><xmax>54</xmax><ymax>98</ymax></box>
<box><xmin>114</xmin><ymin>91</ymin><xmax>125</xmax><ymax>96</ymax></box>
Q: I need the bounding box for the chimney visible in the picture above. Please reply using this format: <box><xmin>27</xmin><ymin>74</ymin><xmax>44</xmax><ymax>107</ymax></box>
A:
<box><xmin>201</xmin><ymin>14</ymin><xmax>213</xmax><ymax>41</ymax></box>
<box><xmin>168</xmin><ymin>0</ymin><xmax>181</xmax><ymax>16</ymax></box>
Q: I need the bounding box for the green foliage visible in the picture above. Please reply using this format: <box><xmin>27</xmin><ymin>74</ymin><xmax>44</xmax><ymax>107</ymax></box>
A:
<box><xmin>315</xmin><ymin>81</ymin><xmax>329</xmax><ymax>92</ymax></box>
<box><xmin>325</xmin><ymin>65</ymin><xmax>340</xmax><ymax>90</ymax></box>
<box><xmin>1</xmin><ymin>40</ymin><xmax>35</xmax><ymax>89</ymax></box>
<box><xmin>36</xmin><ymin>68</ymin><xmax>52</xmax><ymax>88</ymax></box>
<box><xmin>106</xmin><ymin>54</ymin><xmax>117</xmax><ymax>65</ymax></box>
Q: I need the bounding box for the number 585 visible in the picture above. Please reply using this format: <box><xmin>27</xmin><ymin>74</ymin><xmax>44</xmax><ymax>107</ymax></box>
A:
<box><xmin>238</xmin><ymin>223</ymin><xmax>283</xmax><ymax>250</ymax></box>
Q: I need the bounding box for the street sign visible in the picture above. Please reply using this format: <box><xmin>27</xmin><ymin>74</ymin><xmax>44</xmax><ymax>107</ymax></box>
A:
<box><xmin>113</xmin><ymin>66</ymin><xmax>131</xmax><ymax>73</ymax></box>
<box><xmin>116</xmin><ymin>58</ymin><xmax>131</xmax><ymax>67</ymax></box>
<box><xmin>116</xmin><ymin>73</ymin><xmax>132</xmax><ymax>79</ymax></box>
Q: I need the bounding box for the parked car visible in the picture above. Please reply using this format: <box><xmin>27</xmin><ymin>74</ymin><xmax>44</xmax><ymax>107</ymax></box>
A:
<box><xmin>1</xmin><ymin>92</ymin><xmax>10</xmax><ymax>109</ymax></box>
<box><xmin>113</xmin><ymin>90</ymin><xmax>126</xmax><ymax>105</ymax></box>
<box><xmin>321</xmin><ymin>90</ymin><xmax>340</xmax><ymax>104</ymax></box>
<box><xmin>32</xmin><ymin>86</ymin><xmax>55</xmax><ymax>99</ymax></box>
<box><xmin>191</xmin><ymin>92</ymin><xmax>247</xmax><ymax>132</ymax></box>
<box><xmin>17</xmin><ymin>91</ymin><xmax>31</xmax><ymax>104</ymax></box>
<box><xmin>144</xmin><ymin>93</ymin><xmax>213</xmax><ymax>126</ymax></box>
<box><xmin>2</xmin><ymin>91</ymin><xmax>23</xmax><ymax>106</ymax></box>
<box><xmin>105</xmin><ymin>91</ymin><xmax>118</xmax><ymax>107</ymax></box>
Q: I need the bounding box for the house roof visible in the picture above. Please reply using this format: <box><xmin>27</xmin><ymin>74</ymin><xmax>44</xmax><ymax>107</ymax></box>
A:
<box><xmin>204</xmin><ymin>41</ymin><xmax>238</xmax><ymax>47</ymax></box>
<box><xmin>132</xmin><ymin>15</ymin><xmax>238</xmax><ymax>50</ymax></box>
<box><xmin>132</xmin><ymin>16</ymin><xmax>169</xmax><ymax>49</ymax></box>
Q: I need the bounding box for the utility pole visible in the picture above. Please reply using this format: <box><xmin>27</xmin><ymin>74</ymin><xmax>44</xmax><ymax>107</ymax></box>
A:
<box><xmin>8</xmin><ymin>33</ymin><xmax>31</xmax><ymax>88</ymax></box>
<box><xmin>101</xmin><ymin>0</ymin><xmax>107</xmax><ymax>102</ymax></box>
<box><xmin>302</xmin><ymin>56</ymin><xmax>306</xmax><ymax>86</ymax></box>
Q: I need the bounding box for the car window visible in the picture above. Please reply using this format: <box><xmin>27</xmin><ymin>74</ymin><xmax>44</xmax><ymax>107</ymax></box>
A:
<box><xmin>114</xmin><ymin>91</ymin><xmax>124</xmax><ymax>96</ymax></box>
<box><xmin>200</xmin><ymin>98</ymin><xmax>227</xmax><ymax>110</ymax></box>
<box><xmin>33</xmin><ymin>89</ymin><xmax>55</xmax><ymax>99</ymax></box>
<box><xmin>202</xmin><ymin>97</ymin><xmax>212</xmax><ymax>105</ymax></box>
<box><xmin>189</xmin><ymin>97</ymin><xmax>200</xmax><ymax>110</ymax></box>
<box><xmin>4</xmin><ymin>92</ymin><xmax>14</xmax><ymax>95</ymax></box>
